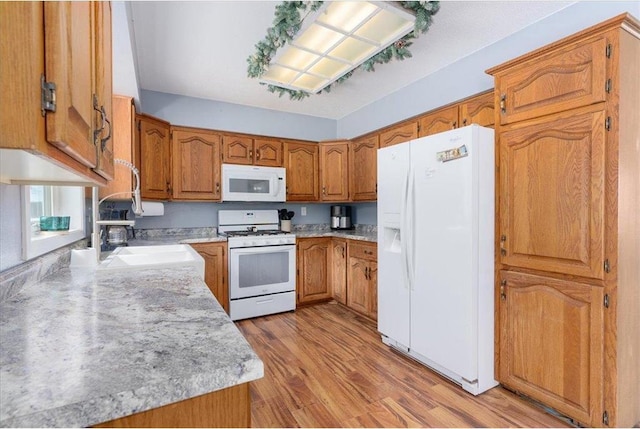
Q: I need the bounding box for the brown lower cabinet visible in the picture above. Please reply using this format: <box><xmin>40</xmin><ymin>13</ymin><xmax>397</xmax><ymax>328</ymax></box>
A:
<box><xmin>94</xmin><ymin>383</ymin><xmax>249</xmax><ymax>428</ymax></box>
<box><xmin>296</xmin><ymin>237</ymin><xmax>332</xmax><ymax>304</ymax></box>
<box><xmin>331</xmin><ymin>239</ymin><xmax>348</xmax><ymax>305</ymax></box>
<box><xmin>189</xmin><ymin>242</ymin><xmax>228</xmax><ymax>314</ymax></box>
<box><xmin>346</xmin><ymin>241</ymin><xmax>377</xmax><ymax>320</ymax></box>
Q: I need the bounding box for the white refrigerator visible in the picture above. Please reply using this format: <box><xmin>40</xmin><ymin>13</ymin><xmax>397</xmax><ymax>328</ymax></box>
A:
<box><xmin>377</xmin><ymin>125</ymin><xmax>497</xmax><ymax>395</ymax></box>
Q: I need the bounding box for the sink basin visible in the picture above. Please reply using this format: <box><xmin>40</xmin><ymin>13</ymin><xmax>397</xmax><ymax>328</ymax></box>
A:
<box><xmin>98</xmin><ymin>244</ymin><xmax>204</xmax><ymax>278</ymax></box>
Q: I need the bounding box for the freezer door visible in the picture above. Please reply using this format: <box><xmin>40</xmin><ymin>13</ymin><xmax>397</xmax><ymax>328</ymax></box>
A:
<box><xmin>409</xmin><ymin>126</ymin><xmax>488</xmax><ymax>381</ymax></box>
<box><xmin>377</xmin><ymin>143</ymin><xmax>411</xmax><ymax>347</ymax></box>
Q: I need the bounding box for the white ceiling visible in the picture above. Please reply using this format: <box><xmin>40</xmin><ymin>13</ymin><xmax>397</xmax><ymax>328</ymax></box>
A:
<box><xmin>130</xmin><ymin>1</ymin><xmax>573</xmax><ymax>120</ymax></box>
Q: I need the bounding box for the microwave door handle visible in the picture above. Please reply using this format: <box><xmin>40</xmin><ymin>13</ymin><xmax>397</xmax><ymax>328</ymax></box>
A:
<box><xmin>275</xmin><ymin>174</ymin><xmax>282</xmax><ymax>197</ymax></box>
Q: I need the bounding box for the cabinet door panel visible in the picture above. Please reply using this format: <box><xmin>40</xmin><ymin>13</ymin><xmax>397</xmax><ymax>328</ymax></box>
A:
<box><xmin>139</xmin><ymin>116</ymin><xmax>171</xmax><ymax>200</ymax></box>
<box><xmin>320</xmin><ymin>142</ymin><xmax>349</xmax><ymax>201</ymax></box>
<box><xmin>418</xmin><ymin>106</ymin><xmax>458</xmax><ymax>137</ymax></box>
<box><xmin>368</xmin><ymin>261</ymin><xmax>378</xmax><ymax>320</ymax></box>
<box><xmin>222</xmin><ymin>135</ymin><xmax>253</xmax><ymax>165</ymax></box>
<box><xmin>500</xmin><ymin>109</ymin><xmax>605</xmax><ymax>279</ymax></box>
<box><xmin>172</xmin><ymin>128</ymin><xmax>221</xmax><ymax>200</ymax></box>
<box><xmin>499</xmin><ymin>271</ymin><xmax>603</xmax><ymax>426</ymax></box>
<box><xmin>331</xmin><ymin>240</ymin><xmax>347</xmax><ymax>305</ymax></box>
<box><xmin>44</xmin><ymin>2</ymin><xmax>96</xmax><ymax>168</ymax></box>
<box><xmin>460</xmin><ymin>91</ymin><xmax>495</xmax><ymax>127</ymax></box>
<box><xmin>350</xmin><ymin>136</ymin><xmax>378</xmax><ymax>201</ymax></box>
<box><xmin>297</xmin><ymin>238</ymin><xmax>331</xmax><ymax>304</ymax></box>
<box><xmin>284</xmin><ymin>141</ymin><xmax>319</xmax><ymax>201</ymax></box>
<box><xmin>254</xmin><ymin>139</ymin><xmax>283</xmax><ymax>167</ymax></box>
<box><xmin>191</xmin><ymin>243</ymin><xmax>228</xmax><ymax>314</ymax></box>
<box><xmin>347</xmin><ymin>257</ymin><xmax>369</xmax><ymax>315</ymax></box>
<box><xmin>496</xmin><ymin>37</ymin><xmax>607</xmax><ymax>124</ymax></box>
<box><xmin>380</xmin><ymin>122</ymin><xmax>418</xmax><ymax>148</ymax></box>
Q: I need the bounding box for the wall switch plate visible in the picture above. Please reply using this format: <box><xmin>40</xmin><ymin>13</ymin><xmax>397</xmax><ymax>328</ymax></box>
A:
<box><xmin>301</xmin><ymin>207</ymin><xmax>307</xmax><ymax>216</ymax></box>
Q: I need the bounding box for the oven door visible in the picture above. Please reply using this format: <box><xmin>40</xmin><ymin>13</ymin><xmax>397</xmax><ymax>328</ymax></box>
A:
<box><xmin>229</xmin><ymin>244</ymin><xmax>296</xmax><ymax>299</ymax></box>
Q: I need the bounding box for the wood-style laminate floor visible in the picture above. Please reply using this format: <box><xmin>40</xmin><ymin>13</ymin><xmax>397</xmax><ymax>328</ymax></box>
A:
<box><xmin>237</xmin><ymin>302</ymin><xmax>569</xmax><ymax>428</ymax></box>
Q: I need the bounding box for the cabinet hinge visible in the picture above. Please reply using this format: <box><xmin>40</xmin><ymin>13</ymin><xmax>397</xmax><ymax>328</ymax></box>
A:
<box><xmin>605</xmin><ymin>117</ymin><xmax>612</xmax><ymax>131</ymax></box>
<box><xmin>603</xmin><ymin>410</ymin><xmax>609</xmax><ymax>426</ymax></box>
<box><xmin>40</xmin><ymin>74</ymin><xmax>56</xmax><ymax>116</ymax></box>
<box><xmin>604</xmin><ymin>294</ymin><xmax>610</xmax><ymax>309</ymax></box>
<box><xmin>605</xmin><ymin>78</ymin><xmax>612</xmax><ymax>93</ymax></box>
<box><xmin>417</xmin><ymin>123</ymin><xmax>421</xmax><ymax>133</ymax></box>
<box><xmin>606</xmin><ymin>44</ymin><xmax>612</xmax><ymax>59</ymax></box>
<box><xmin>604</xmin><ymin>259</ymin><xmax>610</xmax><ymax>273</ymax></box>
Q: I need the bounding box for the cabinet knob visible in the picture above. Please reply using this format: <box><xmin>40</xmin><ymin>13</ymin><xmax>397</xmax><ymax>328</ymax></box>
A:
<box><xmin>255</xmin><ymin>149</ymin><xmax>260</xmax><ymax>160</ymax></box>
<box><xmin>322</xmin><ymin>186</ymin><xmax>326</xmax><ymax>195</ymax></box>
<box><xmin>462</xmin><ymin>118</ymin><xmax>468</xmax><ymax>126</ymax></box>
<box><xmin>249</xmin><ymin>149</ymin><xmax>253</xmax><ymax>159</ymax></box>
<box><xmin>452</xmin><ymin>121</ymin><xmax>457</xmax><ymax>129</ymax></box>
<box><xmin>500</xmin><ymin>94</ymin><xmax>506</xmax><ymax>113</ymax></box>
<box><xmin>500</xmin><ymin>280</ymin><xmax>507</xmax><ymax>300</ymax></box>
<box><xmin>215</xmin><ymin>182</ymin><xmax>220</xmax><ymax>194</ymax></box>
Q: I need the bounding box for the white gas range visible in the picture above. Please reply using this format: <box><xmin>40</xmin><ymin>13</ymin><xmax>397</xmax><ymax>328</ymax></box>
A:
<box><xmin>218</xmin><ymin>210</ymin><xmax>296</xmax><ymax>321</ymax></box>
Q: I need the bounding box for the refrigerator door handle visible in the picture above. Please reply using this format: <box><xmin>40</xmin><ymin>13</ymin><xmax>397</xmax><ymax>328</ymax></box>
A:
<box><xmin>400</xmin><ymin>165</ymin><xmax>411</xmax><ymax>290</ymax></box>
<box><xmin>406</xmin><ymin>164</ymin><xmax>416</xmax><ymax>290</ymax></box>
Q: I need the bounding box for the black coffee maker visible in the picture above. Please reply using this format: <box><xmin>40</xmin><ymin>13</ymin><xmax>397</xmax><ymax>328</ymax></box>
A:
<box><xmin>330</xmin><ymin>205</ymin><xmax>352</xmax><ymax>230</ymax></box>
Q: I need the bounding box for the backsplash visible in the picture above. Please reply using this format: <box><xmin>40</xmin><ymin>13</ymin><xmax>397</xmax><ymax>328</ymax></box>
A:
<box><xmin>0</xmin><ymin>239</ymin><xmax>87</xmax><ymax>303</ymax></box>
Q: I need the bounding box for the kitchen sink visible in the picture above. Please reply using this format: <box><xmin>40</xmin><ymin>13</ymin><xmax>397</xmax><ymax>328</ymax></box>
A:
<box><xmin>98</xmin><ymin>244</ymin><xmax>204</xmax><ymax>278</ymax></box>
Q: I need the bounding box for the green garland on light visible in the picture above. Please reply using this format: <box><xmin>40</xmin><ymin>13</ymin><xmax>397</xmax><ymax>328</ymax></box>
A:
<box><xmin>247</xmin><ymin>1</ymin><xmax>440</xmax><ymax>100</ymax></box>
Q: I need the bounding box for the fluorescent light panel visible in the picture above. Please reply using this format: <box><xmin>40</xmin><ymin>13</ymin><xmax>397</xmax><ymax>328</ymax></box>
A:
<box><xmin>260</xmin><ymin>2</ymin><xmax>416</xmax><ymax>93</ymax></box>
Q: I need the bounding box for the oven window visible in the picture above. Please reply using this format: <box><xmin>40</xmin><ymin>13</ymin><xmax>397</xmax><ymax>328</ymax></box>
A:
<box><xmin>229</xmin><ymin>178</ymin><xmax>270</xmax><ymax>194</ymax></box>
<box><xmin>238</xmin><ymin>251</ymin><xmax>289</xmax><ymax>288</ymax></box>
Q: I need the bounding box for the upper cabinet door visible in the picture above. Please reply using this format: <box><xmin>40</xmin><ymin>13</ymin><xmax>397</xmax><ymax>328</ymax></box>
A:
<box><xmin>495</xmin><ymin>37</ymin><xmax>608</xmax><ymax>125</ymax></box>
<box><xmin>253</xmin><ymin>138</ymin><xmax>283</xmax><ymax>167</ymax></box>
<box><xmin>172</xmin><ymin>127</ymin><xmax>221</xmax><ymax>201</ymax></box>
<box><xmin>500</xmin><ymin>107</ymin><xmax>606</xmax><ymax>279</ymax></box>
<box><xmin>222</xmin><ymin>135</ymin><xmax>253</xmax><ymax>165</ymax></box>
<box><xmin>138</xmin><ymin>114</ymin><xmax>171</xmax><ymax>200</ymax></box>
<box><xmin>379</xmin><ymin>121</ymin><xmax>418</xmax><ymax>148</ymax></box>
<box><xmin>92</xmin><ymin>1</ymin><xmax>114</xmax><ymax>180</ymax></box>
<box><xmin>350</xmin><ymin>135</ymin><xmax>378</xmax><ymax>201</ymax></box>
<box><xmin>284</xmin><ymin>141</ymin><xmax>319</xmax><ymax>201</ymax></box>
<box><xmin>320</xmin><ymin>141</ymin><xmax>349</xmax><ymax>201</ymax></box>
<box><xmin>44</xmin><ymin>2</ymin><xmax>97</xmax><ymax>168</ymax></box>
<box><xmin>459</xmin><ymin>91</ymin><xmax>495</xmax><ymax>128</ymax></box>
<box><xmin>418</xmin><ymin>105</ymin><xmax>458</xmax><ymax>137</ymax></box>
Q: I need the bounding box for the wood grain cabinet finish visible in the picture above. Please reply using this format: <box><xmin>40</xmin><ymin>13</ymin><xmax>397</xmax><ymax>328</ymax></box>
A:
<box><xmin>320</xmin><ymin>141</ymin><xmax>349</xmax><ymax>201</ymax></box>
<box><xmin>330</xmin><ymin>239</ymin><xmax>347</xmax><ymax>305</ymax></box>
<box><xmin>284</xmin><ymin>140</ymin><xmax>319</xmax><ymax>201</ymax></box>
<box><xmin>98</xmin><ymin>95</ymin><xmax>136</xmax><ymax>200</ymax></box>
<box><xmin>350</xmin><ymin>135</ymin><xmax>378</xmax><ymax>201</ymax></box>
<box><xmin>494</xmin><ymin>36</ymin><xmax>607</xmax><ymax>125</ymax></box>
<box><xmin>379</xmin><ymin>121</ymin><xmax>418</xmax><ymax>148</ymax></box>
<box><xmin>459</xmin><ymin>91</ymin><xmax>495</xmax><ymax>128</ymax></box>
<box><xmin>417</xmin><ymin>105</ymin><xmax>459</xmax><ymax>137</ymax></box>
<box><xmin>222</xmin><ymin>135</ymin><xmax>283</xmax><ymax>167</ymax></box>
<box><xmin>190</xmin><ymin>242</ymin><xmax>228</xmax><ymax>314</ymax></box>
<box><xmin>498</xmin><ymin>271</ymin><xmax>603</xmax><ymax>426</ymax></box>
<box><xmin>488</xmin><ymin>14</ymin><xmax>640</xmax><ymax>428</ymax></box>
<box><xmin>0</xmin><ymin>1</ymin><xmax>112</xmax><ymax>185</ymax></box>
<box><xmin>346</xmin><ymin>241</ymin><xmax>378</xmax><ymax>320</ymax></box>
<box><xmin>297</xmin><ymin>238</ymin><xmax>332</xmax><ymax>304</ymax></box>
<box><xmin>499</xmin><ymin>107</ymin><xmax>606</xmax><ymax>279</ymax></box>
<box><xmin>171</xmin><ymin>127</ymin><xmax>221</xmax><ymax>201</ymax></box>
<box><xmin>137</xmin><ymin>114</ymin><xmax>171</xmax><ymax>200</ymax></box>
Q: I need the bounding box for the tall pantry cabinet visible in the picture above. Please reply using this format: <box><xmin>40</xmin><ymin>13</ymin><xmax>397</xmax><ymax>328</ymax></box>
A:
<box><xmin>487</xmin><ymin>14</ymin><xmax>639</xmax><ymax>428</ymax></box>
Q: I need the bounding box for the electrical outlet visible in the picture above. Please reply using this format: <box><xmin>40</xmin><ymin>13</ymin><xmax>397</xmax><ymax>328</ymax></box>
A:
<box><xmin>301</xmin><ymin>207</ymin><xmax>307</xmax><ymax>216</ymax></box>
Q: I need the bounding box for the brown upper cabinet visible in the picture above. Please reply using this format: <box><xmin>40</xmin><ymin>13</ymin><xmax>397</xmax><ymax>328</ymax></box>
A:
<box><xmin>137</xmin><ymin>114</ymin><xmax>171</xmax><ymax>200</ymax></box>
<box><xmin>222</xmin><ymin>134</ymin><xmax>283</xmax><ymax>167</ymax></box>
<box><xmin>459</xmin><ymin>91</ymin><xmax>495</xmax><ymax>128</ymax></box>
<box><xmin>494</xmin><ymin>37</ymin><xmax>607</xmax><ymax>125</ymax></box>
<box><xmin>0</xmin><ymin>1</ymin><xmax>113</xmax><ymax>185</ymax></box>
<box><xmin>284</xmin><ymin>140</ymin><xmax>319</xmax><ymax>202</ymax></box>
<box><xmin>418</xmin><ymin>105</ymin><xmax>458</xmax><ymax>137</ymax></box>
<box><xmin>98</xmin><ymin>95</ymin><xmax>136</xmax><ymax>201</ymax></box>
<box><xmin>171</xmin><ymin>126</ymin><xmax>222</xmax><ymax>201</ymax></box>
<box><xmin>350</xmin><ymin>134</ymin><xmax>378</xmax><ymax>201</ymax></box>
<box><xmin>379</xmin><ymin>121</ymin><xmax>418</xmax><ymax>148</ymax></box>
<box><xmin>320</xmin><ymin>141</ymin><xmax>350</xmax><ymax>201</ymax></box>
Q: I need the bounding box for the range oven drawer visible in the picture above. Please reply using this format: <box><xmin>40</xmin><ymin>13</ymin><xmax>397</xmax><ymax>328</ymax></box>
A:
<box><xmin>230</xmin><ymin>291</ymin><xmax>296</xmax><ymax>321</ymax></box>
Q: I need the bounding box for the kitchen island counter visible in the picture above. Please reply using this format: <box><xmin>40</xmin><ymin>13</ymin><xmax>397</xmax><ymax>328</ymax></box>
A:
<box><xmin>0</xmin><ymin>264</ymin><xmax>263</xmax><ymax>427</ymax></box>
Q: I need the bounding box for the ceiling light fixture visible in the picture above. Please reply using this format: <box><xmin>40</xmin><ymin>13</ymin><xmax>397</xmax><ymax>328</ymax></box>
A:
<box><xmin>260</xmin><ymin>2</ymin><xmax>415</xmax><ymax>94</ymax></box>
<box><xmin>247</xmin><ymin>1</ymin><xmax>440</xmax><ymax>100</ymax></box>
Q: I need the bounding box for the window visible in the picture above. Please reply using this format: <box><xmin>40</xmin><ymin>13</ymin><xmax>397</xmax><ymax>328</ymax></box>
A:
<box><xmin>22</xmin><ymin>185</ymin><xmax>86</xmax><ymax>260</ymax></box>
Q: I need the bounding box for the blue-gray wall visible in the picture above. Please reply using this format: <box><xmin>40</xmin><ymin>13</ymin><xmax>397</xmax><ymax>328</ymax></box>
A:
<box><xmin>140</xmin><ymin>90</ymin><xmax>336</xmax><ymax>142</ymax></box>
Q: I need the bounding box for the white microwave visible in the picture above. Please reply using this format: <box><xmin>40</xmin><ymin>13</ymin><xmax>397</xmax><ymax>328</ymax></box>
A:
<box><xmin>221</xmin><ymin>164</ymin><xmax>286</xmax><ymax>202</ymax></box>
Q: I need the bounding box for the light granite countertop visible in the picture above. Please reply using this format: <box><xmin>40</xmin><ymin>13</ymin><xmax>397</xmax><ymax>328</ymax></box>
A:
<box><xmin>292</xmin><ymin>229</ymin><xmax>377</xmax><ymax>243</ymax></box>
<box><xmin>0</xmin><ymin>265</ymin><xmax>263</xmax><ymax>428</ymax></box>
